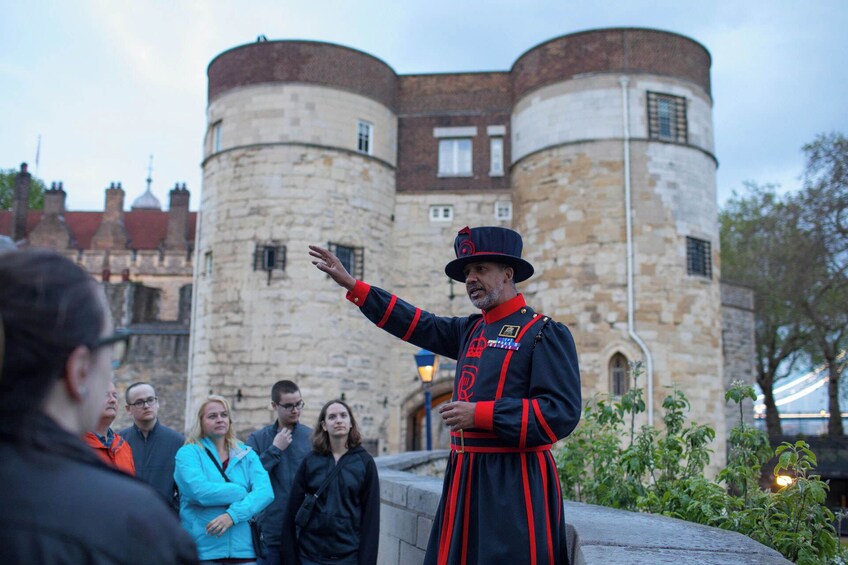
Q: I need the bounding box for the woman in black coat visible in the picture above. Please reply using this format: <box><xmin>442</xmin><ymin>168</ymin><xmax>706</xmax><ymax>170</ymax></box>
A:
<box><xmin>282</xmin><ymin>399</ymin><xmax>380</xmax><ymax>565</ymax></box>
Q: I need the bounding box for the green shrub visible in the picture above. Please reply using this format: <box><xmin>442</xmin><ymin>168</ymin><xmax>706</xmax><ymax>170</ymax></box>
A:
<box><xmin>553</xmin><ymin>363</ymin><xmax>848</xmax><ymax>564</ymax></box>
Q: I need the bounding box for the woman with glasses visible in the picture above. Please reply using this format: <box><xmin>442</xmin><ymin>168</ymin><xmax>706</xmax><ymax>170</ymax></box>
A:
<box><xmin>281</xmin><ymin>399</ymin><xmax>380</xmax><ymax>565</ymax></box>
<box><xmin>175</xmin><ymin>395</ymin><xmax>274</xmax><ymax>564</ymax></box>
<box><xmin>0</xmin><ymin>249</ymin><xmax>197</xmax><ymax>563</ymax></box>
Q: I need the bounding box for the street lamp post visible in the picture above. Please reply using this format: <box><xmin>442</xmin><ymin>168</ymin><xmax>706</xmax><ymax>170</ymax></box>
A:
<box><xmin>414</xmin><ymin>349</ymin><xmax>438</xmax><ymax>451</ymax></box>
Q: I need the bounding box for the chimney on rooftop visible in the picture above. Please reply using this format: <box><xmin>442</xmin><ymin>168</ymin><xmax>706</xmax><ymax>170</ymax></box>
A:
<box><xmin>91</xmin><ymin>182</ymin><xmax>129</xmax><ymax>250</ymax></box>
<box><xmin>29</xmin><ymin>181</ymin><xmax>74</xmax><ymax>249</ymax></box>
<box><xmin>165</xmin><ymin>182</ymin><xmax>190</xmax><ymax>251</ymax></box>
<box><xmin>11</xmin><ymin>163</ymin><xmax>31</xmax><ymax>242</ymax></box>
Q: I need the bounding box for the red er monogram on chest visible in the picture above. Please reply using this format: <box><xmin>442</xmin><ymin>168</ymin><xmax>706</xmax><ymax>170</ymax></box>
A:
<box><xmin>458</xmin><ymin>335</ymin><xmax>487</xmax><ymax>401</ymax></box>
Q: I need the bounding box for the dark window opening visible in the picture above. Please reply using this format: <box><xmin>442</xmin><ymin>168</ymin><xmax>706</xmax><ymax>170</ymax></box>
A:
<box><xmin>686</xmin><ymin>236</ymin><xmax>712</xmax><ymax>278</ymax></box>
<box><xmin>328</xmin><ymin>242</ymin><xmax>364</xmax><ymax>280</ymax></box>
<box><xmin>610</xmin><ymin>353</ymin><xmax>629</xmax><ymax>396</ymax></box>
<box><xmin>253</xmin><ymin>243</ymin><xmax>286</xmax><ymax>284</ymax></box>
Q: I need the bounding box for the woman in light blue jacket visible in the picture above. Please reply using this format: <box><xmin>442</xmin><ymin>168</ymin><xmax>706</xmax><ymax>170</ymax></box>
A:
<box><xmin>175</xmin><ymin>395</ymin><xmax>273</xmax><ymax>564</ymax></box>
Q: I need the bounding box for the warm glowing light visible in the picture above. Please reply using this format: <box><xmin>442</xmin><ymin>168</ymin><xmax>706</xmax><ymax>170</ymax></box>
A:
<box><xmin>414</xmin><ymin>349</ymin><xmax>438</xmax><ymax>384</ymax></box>
<box><xmin>776</xmin><ymin>475</ymin><xmax>794</xmax><ymax>487</ymax></box>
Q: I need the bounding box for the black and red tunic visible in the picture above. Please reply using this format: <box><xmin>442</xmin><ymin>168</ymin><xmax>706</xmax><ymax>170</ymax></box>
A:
<box><xmin>346</xmin><ymin>281</ymin><xmax>581</xmax><ymax>565</ymax></box>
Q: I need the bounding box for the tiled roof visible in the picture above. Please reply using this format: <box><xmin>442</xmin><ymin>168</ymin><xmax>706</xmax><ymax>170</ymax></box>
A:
<box><xmin>0</xmin><ymin>210</ymin><xmax>197</xmax><ymax>250</ymax></box>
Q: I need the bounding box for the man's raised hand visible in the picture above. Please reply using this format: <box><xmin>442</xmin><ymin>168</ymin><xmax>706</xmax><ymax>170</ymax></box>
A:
<box><xmin>309</xmin><ymin>245</ymin><xmax>356</xmax><ymax>290</ymax></box>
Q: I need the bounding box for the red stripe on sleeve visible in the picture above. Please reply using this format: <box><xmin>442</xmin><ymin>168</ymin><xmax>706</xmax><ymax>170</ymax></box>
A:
<box><xmin>519</xmin><ymin>399</ymin><xmax>529</xmax><ymax>449</ymax></box>
<box><xmin>401</xmin><ymin>308</ymin><xmax>421</xmax><ymax>341</ymax></box>
<box><xmin>532</xmin><ymin>399</ymin><xmax>558</xmax><ymax>444</ymax></box>
<box><xmin>474</xmin><ymin>401</ymin><xmax>495</xmax><ymax>430</ymax></box>
<box><xmin>521</xmin><ymin>455</ymin><xmax>538</xmax><ymax>565</ymax></box>
<box><xmin>537</xmin><ymin>451</ymin><xmax>554</xmax><ymax>565</ymax></box>
<box><xmin>376</xmin><ymin>295</ymin><xmax>397</xmax><ymax>328</ymax></box>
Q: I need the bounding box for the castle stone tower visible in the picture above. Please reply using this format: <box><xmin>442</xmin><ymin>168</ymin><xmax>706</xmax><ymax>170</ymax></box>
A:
<box><xmin>194</xmin><ymin>42</ymin><xmax>401</xmax><ymax>447</ymax></box>
<box><xmin>509</xmin><ymin>29</ymin><xmax>724</xmax><ymax>463</ymax></box>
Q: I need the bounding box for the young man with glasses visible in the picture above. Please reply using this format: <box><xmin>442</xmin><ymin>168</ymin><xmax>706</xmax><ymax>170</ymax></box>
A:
<box><xmin>247</xmin><ymin>380</ymin><xmax>312</xmax><ymax>565</ymax></box>
<box><xmin>119</xmin><ymin>382</ymin><xmax>185</xmax><ymax>511</ymax></box>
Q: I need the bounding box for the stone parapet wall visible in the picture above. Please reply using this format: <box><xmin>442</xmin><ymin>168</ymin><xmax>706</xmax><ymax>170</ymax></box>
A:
<box><xmin>374</xmin><ymin>451</ymin><xmax>790</xmax><ymax>565</ymax></box>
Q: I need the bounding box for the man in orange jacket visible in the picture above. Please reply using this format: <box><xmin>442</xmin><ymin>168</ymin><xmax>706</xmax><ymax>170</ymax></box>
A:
<box><xmin>84</xmin><ymin>381</ymin><xmax>136</xmax><ymax>475</ymax></box>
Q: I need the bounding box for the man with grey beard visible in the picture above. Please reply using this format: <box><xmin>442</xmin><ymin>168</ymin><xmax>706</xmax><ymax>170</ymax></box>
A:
<box><xmin>310</xmin><ymin>225</ymin><xmax>581</xmax><ymax>565</ymax></box>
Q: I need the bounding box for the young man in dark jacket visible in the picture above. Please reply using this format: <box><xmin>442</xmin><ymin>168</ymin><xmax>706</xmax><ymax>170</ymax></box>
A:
<box><xmin>120</xmin><ymin>382</ymin><xmax>185</xmax><ymax>510</ymax></box>
<box><xmin>247</xmin><ymin>380</ymin><xmax>313</xmax><ymax>564</ymax></box>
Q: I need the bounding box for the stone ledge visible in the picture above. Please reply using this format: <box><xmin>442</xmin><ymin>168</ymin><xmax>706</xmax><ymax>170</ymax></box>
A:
<box><xmin>375</xmin><ymin>451</ymin><xmax>791</xmax><ymax>565</ymax></box>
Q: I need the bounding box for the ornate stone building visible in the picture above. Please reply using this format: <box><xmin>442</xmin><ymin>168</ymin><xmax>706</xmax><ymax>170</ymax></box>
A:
<box><xmin>0</xmin><ymin>169</ymin><xmax>195</xmax><ymax>430</ymax></box>
<box><xmin>194</xmin><ymin>27</ymin><xmax>754</xmax><ymax>469</ymax></box>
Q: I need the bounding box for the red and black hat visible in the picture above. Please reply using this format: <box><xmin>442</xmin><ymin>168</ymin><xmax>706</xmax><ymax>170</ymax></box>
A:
<box><xmin>444</xmin><ymin>226</ymin><xmax>534</xmax><ymax>283</ymax></box>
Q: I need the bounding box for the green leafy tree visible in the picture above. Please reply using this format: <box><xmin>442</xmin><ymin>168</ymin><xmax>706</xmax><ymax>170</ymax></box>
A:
<box><xmin>720</xmin><ymin>185</ymin><xmax>810</xmax><ymax>436</ymax></box>
<box><xmin>0</xmin><ymin>168</ymin><xmax>46</xmax><ymax>210</ymax></box>
<box><xmin>794</xmin><ymin>133</ymin><xmax>848</xmax><ymax>436</ymax></box>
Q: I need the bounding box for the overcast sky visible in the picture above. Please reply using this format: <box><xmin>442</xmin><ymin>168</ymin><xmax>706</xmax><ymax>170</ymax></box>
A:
<box><xmin>2</xmin><ymin>0</ymin><xmax>846</xmax><ymax>211</ymax></box>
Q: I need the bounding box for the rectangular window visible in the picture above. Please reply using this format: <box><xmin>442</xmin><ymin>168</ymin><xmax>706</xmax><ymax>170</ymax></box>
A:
<box><xmin>494</xmin><ymin>201</ymin><xmax>512</xmax><ymax>221</ymax></box>
<box><xmin>253</xmin><ymin>243</ymin><xmax>286</xmax><ymax>285</ymax></box>
<box><xmin>212</xmin><ymin>121</ymin><xmax>222</xmax><ymax>152</ymax></box>
<box><xmin>253</xmin><ymin>243</ymin><xmax>286</xmax><ymax>272</ymax></box>
<box><xmin>328</xmin><ymin>242</ymin><xmax>364</xmax><ymax>280</ymax></box>
<box><xmin>489</xmin><ymin>137</ymin><xmax>504</xmax><ymax>176</ymax></box>
<box><xmin>429</xmin><ymin>205</ymin><xmax>454</xmax><ymax>222</ymax></box>
<box><xmin>204</xmin><ymin>251</ymin><xmax>213</xmax><ymax>277</ymax></box>
<box><xmin>686</xmin><ymin>236</ymin><xmax>712</xmax><ymax>278</ymax></box>
<box><xmin>438</xmin><ymin>139</ymin><xmax>472</xmax><ymax>176</ymax></box>
<box><xmin>647</xmin><ymin>92</ymin><xmax>687</xmax><ymax>143</ymax></box>
<box><xmin>357</xmin><ymin>120</ymin><xmax>373</xmax><ymax>155</ymax></box>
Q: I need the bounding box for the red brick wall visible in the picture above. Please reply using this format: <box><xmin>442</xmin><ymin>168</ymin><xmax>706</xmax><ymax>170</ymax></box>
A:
<box><xmin>511</xmin><ymin>28</ymin><xmax>711</xmax><ymax>101</ymax></box>
<box><xmin>395</xmin><ymin>73</ymin><xmax>512</xmax><ymax>193</ymax></box>
<box><xmin>207</xmin><ymin>40</ymin><xmax>398</xmax><ymax>109</ymax></box>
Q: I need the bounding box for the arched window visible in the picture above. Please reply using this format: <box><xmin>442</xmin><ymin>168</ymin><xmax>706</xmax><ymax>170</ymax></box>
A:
<box><xmin>609</xmin><ymin>353</ymin><xmax>629</xmax><ymax>396</ymax></box>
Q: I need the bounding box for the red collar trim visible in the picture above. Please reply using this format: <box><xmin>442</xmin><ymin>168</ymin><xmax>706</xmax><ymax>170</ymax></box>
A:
<box><xmin>482</xmin><ymin>294</ymin><xmax>526</xmax><ymax>324</ymax></box>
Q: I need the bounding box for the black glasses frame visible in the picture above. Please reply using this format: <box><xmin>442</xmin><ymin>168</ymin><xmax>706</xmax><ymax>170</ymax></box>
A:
<box><xmin>89</xmin><ymin>329</ymin><xmax>131</xmax><ymax>369</ymax></box>
<box><xmin>274</xmin><ymin>400</ymin><xmax>305</xmax><ymax>412</ymax></box>
<box><xmin>128</xmin><ymin>396</ymin><xmax>158</xmax><ymax>409</ymax></box>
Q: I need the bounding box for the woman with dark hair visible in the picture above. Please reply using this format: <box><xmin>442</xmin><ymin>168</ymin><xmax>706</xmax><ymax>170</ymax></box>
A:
<box><xmin>281</xmin><ymin>399</ymin><xmax>380</xmax><ymax>565</ymax></box>
<box><xmin>175</xmin><ymin>395</ymin><xmax>273</xmax><ymax>564</ymax></box>
<box><xmin>0</xmin><ymin>249</ymin><xmax>197</xmax><ymax>564</ymax></box>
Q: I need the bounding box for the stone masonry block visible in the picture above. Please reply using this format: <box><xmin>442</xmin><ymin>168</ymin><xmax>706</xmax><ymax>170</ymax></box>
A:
<box><xmin>381</xmin><ymin>504</ymin><xmax>418</xmax><ymax>544</ymax></box>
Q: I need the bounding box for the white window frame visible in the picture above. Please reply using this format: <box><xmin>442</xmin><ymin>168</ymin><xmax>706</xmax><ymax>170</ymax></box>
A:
<box><xmin>429</xmin><ymin>205</ymin><xmax>454</xmax><ymax>222</ymax></box>
<box><xmin>357</xmin><ymin>120</ymin><xmax>373</xmax><ymax>155</ymax></box>
<box><xmin>494</xmin><ymin>201</ymin><xmax>512</xmax><ymax>221</ymax></box>
<box><xmin>438</xmin><ymin>139</ymin><xmax>472</xmax><ymax>177</ymax></box>
<box><xmin>489</xmin><ymin>137</ymin><xmax>504</xmax><ymax>176</ymax></box>
<box><xmin>212</xmin><ymin>121</ymin><xmax>222</xmax><ymax>152</ymax></box>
